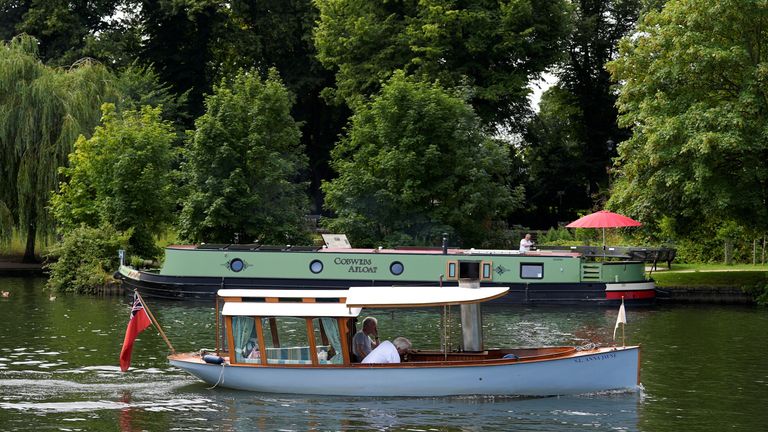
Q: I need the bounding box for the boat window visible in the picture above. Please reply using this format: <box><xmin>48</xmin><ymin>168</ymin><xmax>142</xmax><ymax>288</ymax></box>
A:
<box><xmin>229</xmin><ymin>258</ymin><xmax>245</xmax><ymax>272</ymax></box>
<box><xmin>261</xmin><ymin>317</ymin><xmax>312</xmax><ymax>365</ymax></box>
<box><xmin>312</xmin><ymin>318</ymin><xmax>344</xmax><ymax>365</ymax></box>
<box><xmin>390</xmin><ymin>261</ymin><xmax>404</xmax><ymax>276</ymax></box>
<box><xmin>309</xmin><ymin>259</ymin><xmax>324</xmax><ymax>274</ymax></box>
<box><xmin>446</xmin><ymin>261</ymin><xmax>458</xmax><ymax>280</ymax></box>
<box><xmin>520</xmin><ymin>263</ymin><xmax>544</xmax><ymax>279</ymax></box>
<box><xmin>232</xmin><ymin>316</ymin><xmax>259</xmax><ymax>363</ymax></box>
<box><xmin>481</xmin><ymin>261</ymin><xmax>493</xmax><ymax>280</ymax></box>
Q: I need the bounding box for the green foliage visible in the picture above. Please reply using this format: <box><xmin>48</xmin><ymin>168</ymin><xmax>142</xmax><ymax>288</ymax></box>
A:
<box><xmin>179</xmin><ymin>69</ymin><xmax>310</xmax><ymax>244</ymax></box>
<box><xmin>741</xmin><ymin>276</ymin><xmax>768</xmax><ymax>305</ymax></box>
<box><xmin>314</xmin><ymin>0</ymin><xmax>571</xmax><ymax>127</ymax></box>
<box><xmin>537</xmin><ymin>226</ymin><xmax>575</xmax><ymax>245</ymax></box>
<box><xmin>608</xmin><ymin>0</ymin><xmax>768</xmax><ymax>236</ymax></box>
<box><xmin>50</xmin><ymin>104</ymin><xmax>178</xmax><ymax>259</ymax></box>
<box><xmin>46</xmin><ymin>224</ymin><xmax>128</xmax><ymax>294</ymax></box>
<box><xmin>13</xmin><ymin>0</ymin><xmax>124</xmax><ymax>66</ymax></box>
<box><xmin>521</xmin><ymin>0</ymin><xmax>641</xmax><ymax>227</ymax></box>
<box><xmin>0</xmin><ymin>35</ymin><xmax>118</xmax><ymax>261</ymax></box>
<box><xmin>114</xmin><ymin>63</ymin><xmax>191</xmax><ymax>132</ymax></box>
<box><xmin>322</xmin><ymin>72</ymin><xmax>522</xmax><ymax>247</ymax></box>
<box><xmin>521</xmin><ymin>87</ymin><xmax>590</xmax><ymax>225</ymax></box>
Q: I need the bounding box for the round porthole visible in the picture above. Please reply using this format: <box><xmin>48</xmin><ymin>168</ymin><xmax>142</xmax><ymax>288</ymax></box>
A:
<box><xmin>229</xmin><ymin>258</ymin><xmax>245</xmax><ymax>272</ymax></box>
<box><xmin>309</xmin><ymin>259</ymin><xmax>324</xmax><ymax>274</ymax></box>
<box><xmin>390</xmin><ymin>261</ymin><xmax>404</xmax><ymax>276</ymax></box>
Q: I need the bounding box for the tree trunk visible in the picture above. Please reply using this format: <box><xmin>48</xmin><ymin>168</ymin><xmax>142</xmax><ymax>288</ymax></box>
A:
<box><xmin>22</xmin><ymin>219</ymin><xmax>37</xmax><ymax>263</ymax></box>
<box><xmin>724</xmin><ymin>239</ymin><xmax>732</xmax><ymax>266</ymax></box>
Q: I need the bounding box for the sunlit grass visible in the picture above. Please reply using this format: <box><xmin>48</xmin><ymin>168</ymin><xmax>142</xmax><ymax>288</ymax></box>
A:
<box><xmin>652</xmin><ymin>263</ymin><xmax>768</xmax><ymax>288</ymax></box>
<box><xmin>0</xmin><ymin>230</ymin><xmax>54</xmax><ymax>260</ymax></box>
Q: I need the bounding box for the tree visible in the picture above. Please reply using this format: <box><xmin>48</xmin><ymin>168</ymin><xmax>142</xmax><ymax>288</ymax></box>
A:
<box><xmin>607</xmin><ymin>0</ymin><xmax>768</xmax><ymax>234</ymax></box>
<box><xmin>0</xmin><ymin>35</ymin><xmax>117</xmax><ymax>262</ymax></box>
<box><xmin>179</xmin><ymin>69</ymin><xmax>310</xmax><ymax>244</ymax></box>
<box><xmin>314</xmin><ymin>0</ymin><xmax>571</xmax><ymax>128</ymax></box>
<box><xmin>520</xmin><ymin>86</ymin><xmax>590</xmax><ymax>227</ymax></box>
<box><xmin>213</xmin><ymin>0</ymin><xmax>350</xmax><ymax>213</ymax></box>
<box><xmin>519</xmin><ymin>0</ymin><xmax>642</xmax><ymax>228</ymax></box>
<box><xmin>322</xmin><ymin>72</ymin><xmax>522</xmax><ymax>247</ymax></box>
<box><xmin>50</xmin><ymin>104</ymin><xmax>178</xmax><ymax>258</ymax></box>
<box><xmin>11</xmin><ymin>0</ymin><xmax>125</xmax><ymax>66</ymax></box>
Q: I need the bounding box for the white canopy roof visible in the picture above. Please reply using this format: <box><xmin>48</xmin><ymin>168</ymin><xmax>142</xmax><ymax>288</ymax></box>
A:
<box><xmin>345</xmin><ymin>286</ymin><xmax>509</xmax><ymax>308</ymax></box>
<box><xmin>222</xmin><ymin>301</ymin><xmax>361</xmax><ymax>318</ymax></box>
<box><xmin>217</xmin><ymin>286</ymin><xmax>509</xmax><ymax>317</ymax></box>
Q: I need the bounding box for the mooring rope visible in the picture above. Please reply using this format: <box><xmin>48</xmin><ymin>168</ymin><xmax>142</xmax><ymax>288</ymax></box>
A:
<box><xmin>207</xmin><ymin>363</ymin><xmax>226</xmax><ymax>390</ymax></box>
<box><xmin>576</xmin><ymin>342</ymin><xmax>598</xmax><ymax>351</ymax></box>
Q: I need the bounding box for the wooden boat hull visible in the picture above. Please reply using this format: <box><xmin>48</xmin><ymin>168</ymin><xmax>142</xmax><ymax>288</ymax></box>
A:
<box><xmin>169</xmin><ymin>346</ymin><xmax>640</xmax><ymax>397</ymax></box>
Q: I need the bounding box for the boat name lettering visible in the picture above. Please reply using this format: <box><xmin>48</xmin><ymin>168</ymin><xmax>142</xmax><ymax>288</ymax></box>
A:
<box><xmin>573</xmin><ymin>353</ymin><xmax>616</xmax><ymax>363</ymax></box>
<box><xmin>333</xmin><ymin>258</ymin><xmax>378</xmax><ymax>274</ymax></box>
<box><xmin>333</xmin><ymin>258</ymin><xmax>373</xmax><ymax>266</ymax></box>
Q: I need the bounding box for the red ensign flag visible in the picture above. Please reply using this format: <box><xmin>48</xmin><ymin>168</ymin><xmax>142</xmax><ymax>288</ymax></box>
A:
<box><xmin>119</xmin><ymin>293</ymin><xmax>152</xmax><ymax>372</ymax></box>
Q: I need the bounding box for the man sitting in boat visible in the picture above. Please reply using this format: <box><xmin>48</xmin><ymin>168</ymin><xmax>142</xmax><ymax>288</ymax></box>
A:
<box><xmin>352</xmin><ymin>316</ymin><xmax>379</xmax><ymax>361</ymax></box>
<box><xmin>362</xmin><ymin>337</ymin><xmax>412</xmax><ymax>364</ymax></box>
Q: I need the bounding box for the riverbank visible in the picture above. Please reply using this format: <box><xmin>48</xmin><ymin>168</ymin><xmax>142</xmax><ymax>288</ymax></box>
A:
<box><xmin>0</xmin><ymin>257</ymin><xmax>45</xmax><ymax>276</ymax></box>
<box><xmin>650</xmin><ymin>264</ymin><xmax>767</xmax><ymax>304</ymax></box>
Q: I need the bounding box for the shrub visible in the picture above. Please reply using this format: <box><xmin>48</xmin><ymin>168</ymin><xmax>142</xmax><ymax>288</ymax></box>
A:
<box><xmin>46</xmin><ymin>225</ymin><xmax>128</xmax><ymax>294</ymax></box>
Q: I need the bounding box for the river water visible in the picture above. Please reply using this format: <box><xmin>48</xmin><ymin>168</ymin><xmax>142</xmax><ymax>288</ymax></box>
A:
<box><xmin>0</xmin><ymin>277</ymin><xmax>766</xmax><ymax>431</ymax></box>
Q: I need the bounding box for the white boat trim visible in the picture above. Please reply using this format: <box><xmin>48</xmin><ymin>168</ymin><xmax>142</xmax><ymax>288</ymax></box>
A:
<box><xmin>222</xmin><ymin>302</ymin><xmax>362</xmax><ymax>317</ymax></box>
<box><xmin>605</xmin><ymin>281</ymin><xmax>655</xmax><ymax>291</ymax></box>
<box><xmin>345</xmin><ymin>286</ymin><xmax>510</xmax><ymax>308</ymax></box>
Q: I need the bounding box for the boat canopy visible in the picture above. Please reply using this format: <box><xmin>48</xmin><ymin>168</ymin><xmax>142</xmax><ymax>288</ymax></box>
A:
<box><xmin>345</xmin><ymin>286</ymin><xmax>509</xmax><ymax>308</ymax></box>
<box><xmin>222</xmin><ymin>301</ymin><xmax>362</xmax><ymax>318</ymax></box>
<box><xmin>217</xmin><ymin>286</ymin><xmax>509</xmax><ymax>317</ymax></box>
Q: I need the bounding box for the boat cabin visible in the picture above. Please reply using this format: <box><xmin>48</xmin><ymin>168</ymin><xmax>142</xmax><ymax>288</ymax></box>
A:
<box><xmin>216</xmin><ymin>286</ymin><xmax>510</xmax><ymax>367</ymax></box>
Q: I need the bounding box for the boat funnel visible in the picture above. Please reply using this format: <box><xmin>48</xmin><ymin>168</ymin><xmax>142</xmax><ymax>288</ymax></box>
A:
<box><xmin>459</xmin><ymin>262</ymin><xmax>483</xmax><ymax>352</ymax></box>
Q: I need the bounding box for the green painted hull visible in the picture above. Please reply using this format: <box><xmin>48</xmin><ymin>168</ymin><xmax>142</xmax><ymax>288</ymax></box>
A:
<box><xmin>115</xmin><ymin>246</ymin><xmax>654</xmax><ymax>304</ymax></box>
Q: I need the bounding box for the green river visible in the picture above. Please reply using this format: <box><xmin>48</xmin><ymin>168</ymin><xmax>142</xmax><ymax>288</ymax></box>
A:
<box><xmin>0</xmin><ymin>277</ymin><xmax>766</xmax><ymax>431</ymax></box>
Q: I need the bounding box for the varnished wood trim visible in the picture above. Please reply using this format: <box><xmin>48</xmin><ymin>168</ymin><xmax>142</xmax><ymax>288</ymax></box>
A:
<box><xmin>255</xmin><ymin>317</ymin><xmax>267</xmax><ymax>366</ymax></box>
<box><xmin>269</xmin><ymin>317</ymin><xmax>280</xmax><ymax>347</ymax></box>
<box><xmin>225</xmin><ymin>316</ymin><xmax>236</xmax><ymax>364</ymax></box>
<box><xmin>338</xmin><ymin>317</ymin><xmax>351</xmax><ymax>365</ymax></box>
<box><xmin>306</xmin><ymin>318</ymin><xmax>318</xmax><ymax>366</ymax></box>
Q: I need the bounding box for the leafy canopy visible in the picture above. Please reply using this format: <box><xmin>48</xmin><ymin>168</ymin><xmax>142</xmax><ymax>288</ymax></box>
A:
<box><xmin>314</xmin><ymin>0</ymin><xmax>571</xmax><ymax>128</ymax></box>
<box><xmin>50</xmin><ymin>104</ymin><xmax>178</xmax><ymax>258</ymax></box>
<box><xmin>322</xmin><ymin>71</ymin><xmax>522</xmax><ymax>247</ymax></box>
<box><xmin>179</xmin><ymin>69</ymin><xmax>310</xmax><ymax>244</ymax></box>
<box><xmin>607</xmin><ymin>0</ymin><xmax>768</xmax><ymax>234</ymax></box>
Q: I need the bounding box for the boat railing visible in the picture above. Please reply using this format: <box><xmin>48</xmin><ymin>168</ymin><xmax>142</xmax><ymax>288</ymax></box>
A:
<box><xmin>536</xmin><ymin>245</ymin><xmax>676</xmax><ymax>268</ymax></box>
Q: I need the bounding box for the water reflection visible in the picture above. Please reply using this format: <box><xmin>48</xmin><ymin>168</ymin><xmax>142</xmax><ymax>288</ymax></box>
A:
<box><xmin>2</xmin><ymin>277</ymin><xmax>767</xmax><ymax>431</ymax></box>
<box><xmin>199</xmin><ymin>390</ymin><xmax>641</xmax><ymax>431</ymax></box>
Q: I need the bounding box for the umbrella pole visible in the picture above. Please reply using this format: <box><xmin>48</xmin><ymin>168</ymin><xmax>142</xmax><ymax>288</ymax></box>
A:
<box><xmin>602</xmin><ymin>227</ymin><xmax>606</xmax><ymax>258</ymax></box>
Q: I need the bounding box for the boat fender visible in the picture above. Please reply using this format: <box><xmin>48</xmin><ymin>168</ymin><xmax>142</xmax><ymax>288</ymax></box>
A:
<box><xmin>203</xmin><ymin>354</ymin><xmax>225</xmax><ymax>365</ymax></box>
<box><xmin>502</xmin><ymin>353</ymin><xmax>518</xmax><ymax>360</ymax></box>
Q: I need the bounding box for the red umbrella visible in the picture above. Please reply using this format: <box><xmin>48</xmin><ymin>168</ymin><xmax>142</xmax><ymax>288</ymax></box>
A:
<box><xmin>566</xmin><ymin>210</ymin><xmax>642</xmax><ymax>250</ymax></box>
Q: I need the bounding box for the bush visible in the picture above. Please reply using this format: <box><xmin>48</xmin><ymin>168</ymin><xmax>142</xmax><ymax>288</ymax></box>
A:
<box><xmin>46</xmin><ymin>225</ymin><xmax>128</xmax><ymax>294</ymax></box>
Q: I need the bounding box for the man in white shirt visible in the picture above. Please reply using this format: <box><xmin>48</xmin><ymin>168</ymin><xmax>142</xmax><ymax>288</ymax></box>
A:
<box><xmin>352</xmin><ymin>316</ymin><xmax>379</xmax><ymax>361</ymax></box>
<box><xmin>519</xmin><ymin>233</ymin><xmax>534</xmax><ymax>252</ymax></box>
<box><xmin>362</xmin><ymin>337</ymin><xmax>412</xmax><ymax>364</ymax></box>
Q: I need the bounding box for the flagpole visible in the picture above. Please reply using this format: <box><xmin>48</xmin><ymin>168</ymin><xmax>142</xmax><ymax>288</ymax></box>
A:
<box><xmin>135</xmin><ymin>290</ymin><xmax>176</xmax><ymax>354</ymax></box>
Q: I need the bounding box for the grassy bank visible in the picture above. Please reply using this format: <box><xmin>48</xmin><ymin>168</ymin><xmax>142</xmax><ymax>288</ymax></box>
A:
<box><xmin>651</xmin><ymin>263</ymin><xmax>768</xmax><ymax>289</ymax></box>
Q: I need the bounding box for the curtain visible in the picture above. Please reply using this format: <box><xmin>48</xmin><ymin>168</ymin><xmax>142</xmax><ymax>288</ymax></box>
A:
<box><xmin>320</xmin><ymin>318</ymin><xmax>343</xmax><ymax>364</ymax></box>
<box><xmin>232</xmin><ymin>316</ymin><xmax>255</xmax><ymax>362</ymax></box>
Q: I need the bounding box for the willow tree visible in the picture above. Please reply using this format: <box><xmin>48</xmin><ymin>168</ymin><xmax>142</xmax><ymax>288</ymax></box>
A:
<box><xmin>0</xmin><ymin>35</ymin><xmax>116</xmax><ymax>261</ymax></box>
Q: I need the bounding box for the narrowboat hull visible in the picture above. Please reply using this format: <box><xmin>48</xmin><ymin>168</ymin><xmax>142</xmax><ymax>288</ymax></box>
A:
<box><xmin>169</xmin><ymin>346</ymin><xmax>640</xmax><ymax>397</ymax></box>
<box><xmin>116</xmin><ymin>245</ymin><xmax>656</xmax><ymax>305</ymax></box>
